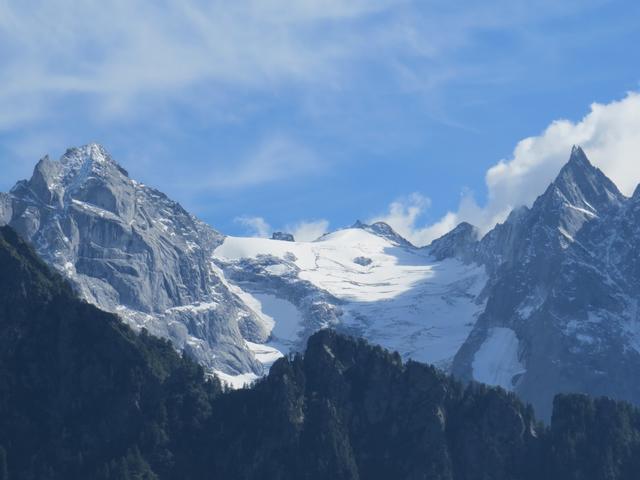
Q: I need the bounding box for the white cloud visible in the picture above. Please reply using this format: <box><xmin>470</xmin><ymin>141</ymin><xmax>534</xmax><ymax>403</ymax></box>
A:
<box><xmin>416</xmin><ymin>91</ymin><xmax>640</xmax><ymax>242</ymax></box>
<box><xmin>486</xmin><ymin>91</ymin><xmax>640</xmax><ymax>202</ymax></box>
<box><xmin>286</xmin><ymin>219</ymin><xmax>329</xmax><ymax>242</ymax></box>
<box><xmin>368</xmin><ymin>192</ymin><xmax>481</xmax><ymax>246</ymax></box>
<box><xmin>234</xmin><ymin>216</ymin><xmax>271</xmax><ymax>238</ymax></box>
<box><xmin>368</xmin><ymin>193</ymin><xmax>430</xmax><ymax>245</ymax></box>
<box><xmin>206</xmin><ymin>134</ymin><xmax>322</xmax><ymax>189</ymax></box>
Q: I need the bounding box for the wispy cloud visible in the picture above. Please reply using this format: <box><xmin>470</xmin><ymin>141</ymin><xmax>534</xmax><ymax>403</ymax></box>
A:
<box><xmin>286</xmin><ymin>219</ymin><xmax>329</xmax><ymax>242</ymax></box>
<box><xmin>368</xmin><ymin>192</ymin><xmax>480</xmax><ymax>246</ymax></box>
<box><xmin>234</xmin><ymin>216</ymin><xmax>271</xmax><ymax>238</ymax></box>
<box><xmin>0</xmin><ymin>0</ymin><xmax>625</xmax><ymax>236</ymax></box>
<box><xmin>0</xmin><ymin>0</ymin><xmax>605</xmax><ymax>130</ymax></box>
<box><xmin>0</xmin><ymin>0</ymin><xmax>393</xmax><ymax>128</ymax></box>
<box><xmin>205</xmin><ymin>134</ymin><xmax>323</xmax><ymax>189</ymax></box>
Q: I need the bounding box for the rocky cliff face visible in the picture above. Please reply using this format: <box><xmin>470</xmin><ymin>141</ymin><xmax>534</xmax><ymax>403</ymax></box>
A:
<box><xmin>272</xmin><ymin>231</ymin><xmax>295</xmax><ymax>241</ymax></box>
<box><xmin>450</xmin><ymin>146</ymin><xmax>640</xmax><ymax>420</ymax></box>
<box><xmin>425</xmin><ymin>222</ymin><xmax>479</xmax><ymax>261</ymax></box>
<box><xmin>0</xmin><ymin>192</ymin><xmax>11</xmax><ymax>225</ymax></box>
<box><xmin>1</xmin><ymin>144</ymin><xmax>265</xmax><ymax>376</ymax></box>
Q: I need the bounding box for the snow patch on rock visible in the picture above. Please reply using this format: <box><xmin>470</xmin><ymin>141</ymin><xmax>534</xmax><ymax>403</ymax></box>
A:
<box><xmin>472</xmin><ymin>327</ymin><xmax>525</xmax><ymax>391</ymax></box>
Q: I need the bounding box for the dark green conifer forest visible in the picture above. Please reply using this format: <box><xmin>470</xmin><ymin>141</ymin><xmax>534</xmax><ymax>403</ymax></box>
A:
<box><xmin>1</xmin><ymin>225</ymin><xmax>640</xmax><ymax>480</ymax></box>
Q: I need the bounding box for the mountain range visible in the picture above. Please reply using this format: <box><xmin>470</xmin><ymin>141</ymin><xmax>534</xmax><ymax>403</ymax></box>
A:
<box><xmin>2</xmin><ymin>143</ymin><xmax>640</xmax><ymax>420</ymax></box>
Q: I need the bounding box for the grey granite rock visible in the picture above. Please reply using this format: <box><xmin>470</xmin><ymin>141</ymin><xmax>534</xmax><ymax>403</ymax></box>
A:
<box><xmin>452</xmin><ymin>146</ymin><xmax>640</xmax><ymax>420</ymax></box>
<box><xmin>0</xmin><ymin>192</ymin><xmax>11</xmax><ymax>225</ymax></box>
<box><xmin>3</xmin><ymin>144</ymin><xmax>264</xmax><ymax>376</ymax></box>
<box><xmin>424</xmin><ymin>221</ymin><xmax>479</xmax><ymax>261</ymax></box>
<box><xmin>272</xmin><ymin>232</ymin><xmax>295</xmax><ymax>242</ymax></box>
<box><xmin>353</xmin><ymin>256</ymin><xmax>373</xmax><ymax>266</ymax></box>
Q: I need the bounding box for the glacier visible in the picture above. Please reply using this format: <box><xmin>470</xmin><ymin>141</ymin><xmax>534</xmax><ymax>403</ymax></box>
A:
<box><xmin>214</xmin><ymin>226</ymin><xmax>488</xmax><ymax>372</ymax></box>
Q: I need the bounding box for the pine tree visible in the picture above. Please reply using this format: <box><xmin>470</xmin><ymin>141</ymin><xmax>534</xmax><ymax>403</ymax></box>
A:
<box><xmin>0</xmin><ymin>446</ymin><xmax>7</xmax><ymax>480</ymax></box>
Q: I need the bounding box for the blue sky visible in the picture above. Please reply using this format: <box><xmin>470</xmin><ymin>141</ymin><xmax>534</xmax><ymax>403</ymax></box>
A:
<box><xmin>1</xmin><ymin>0</ymin><xmax>640</xmax><ymax>244</ymax></box>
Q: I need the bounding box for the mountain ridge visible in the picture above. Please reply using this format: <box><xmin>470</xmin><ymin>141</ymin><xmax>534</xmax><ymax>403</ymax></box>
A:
<box><xmin>5</xmin><ymin>143</ymin><xmax>640</xmax><ymax>421</ymax></box>
<box><xmin>450</xmin><ymin>146</ymin><xmax>640</xmax><ymax>419</ymax></box>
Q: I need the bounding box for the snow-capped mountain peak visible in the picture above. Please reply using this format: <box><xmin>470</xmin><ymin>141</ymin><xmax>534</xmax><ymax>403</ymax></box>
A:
<box><xmin>3</xmin><ymin>144</ymin><xmax>265</xmax><ymax>379</ymax></box>
<box><xmin>13</xmin><ymin>143</ymin><xmax>133</xmax><ymax>215</ymax></box>
<box><xmin>548</xmin><ymin>145</ymin><xmax>624</xmax><ymax>215</ymax></box>
<box><xmin>451</xmin><ymin>148</ymin><xmax>640</xmax><ymax>419</ymax></box>
<box><xmin>567</xmin><ymin>144</ymin><xmax>591</xmax><ymax>168</ymax></box>
<box><xmin>58</xmin><ymin>144</ymin><xmax>130</xmax><ymax>187</ymax></box>
<box><xmin>33</xmin><ymin>144</ymin><xmax>128</xmax><ymax>187</ymax></box>
<box><xmin>490</xmin><ymin>146</ymin><xmax>628</xmax><ymax>252</ymax></box>
<box><xmin>60</xmin><ymin>143</ymin><xmax>121</xmax><ymax>168</ymax></box>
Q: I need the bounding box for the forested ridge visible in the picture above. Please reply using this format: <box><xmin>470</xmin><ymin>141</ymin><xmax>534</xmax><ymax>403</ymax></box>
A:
<box><xmin>1</xmin><ymin>225</ymin><xmax>640</xmax><ymax>480</ymax></box>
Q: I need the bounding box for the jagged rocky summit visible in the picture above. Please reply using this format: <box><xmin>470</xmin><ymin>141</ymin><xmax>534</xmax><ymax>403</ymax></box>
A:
<box><xmin>448</xmin><ymin>146</ymin><xmax>640</xmax><ymax>419</ymax></box>
<box><xmin>0</xmin><ymin>144</ymin><xmax>268</xmax><ymax>379</ymax></box>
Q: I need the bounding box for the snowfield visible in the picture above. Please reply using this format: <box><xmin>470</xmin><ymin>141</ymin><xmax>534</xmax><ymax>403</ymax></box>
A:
<box><xmin>472</xmin><ymin>327</ymin><xmax>526</xmax><ymax>391</ymax></box>
<box><xmin>214</xmin><ymin>227</ymin><xmax>488</xmax><ymax>378</ymax></box>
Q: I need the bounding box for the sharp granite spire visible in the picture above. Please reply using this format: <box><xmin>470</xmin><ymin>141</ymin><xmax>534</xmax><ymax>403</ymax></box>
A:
<box><xmin>550</xmin><ymin>145</ymin><xmax>624</xmax><ymax>215</ymax></box>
